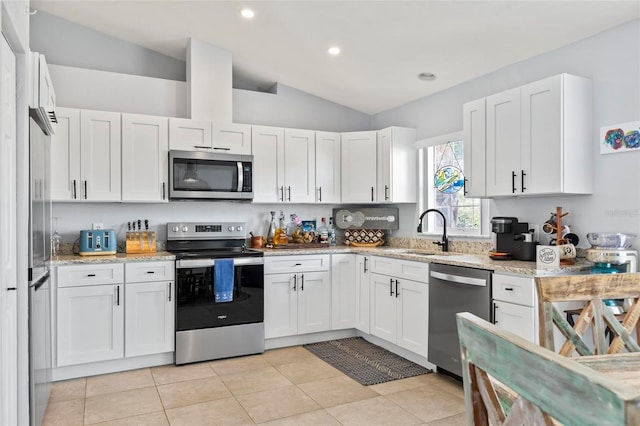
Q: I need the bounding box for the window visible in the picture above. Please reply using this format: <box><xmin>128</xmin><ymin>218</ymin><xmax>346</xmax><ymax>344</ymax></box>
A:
<box><xmin>417</xmin><ymin>132</ymin><xmax>488</xmax><ymax>236</ymax></box>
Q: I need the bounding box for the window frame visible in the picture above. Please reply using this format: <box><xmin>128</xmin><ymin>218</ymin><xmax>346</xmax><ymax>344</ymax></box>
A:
<box><xmin>416</xmin><ymin>131</ymin><xmax>490</xmax><ymax>238</ymax></box>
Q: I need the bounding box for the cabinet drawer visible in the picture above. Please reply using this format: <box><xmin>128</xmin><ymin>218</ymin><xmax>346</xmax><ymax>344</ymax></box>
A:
<box><xmin>265</xmin><ymin>255</ymin><xmax>330</xmax><ymax>274</ymax></box>
<box><xmin>369</xmin><ymin>256</ymin><xmax>396</xmax><ymax>276</ymax></box>
<box><xmin>57</xmin><ymin>263</ymin><xmax>124</xmax><ymax>288</ymax></box>
<box><xmin>125</xmin><ymin>261</ymin><xmax>175</xmax><ymax>283</ymax></box>
<box><xmin>492</xmin><ymin>273</ymin><xmax>535</xmax><ymax>306</ymax></box>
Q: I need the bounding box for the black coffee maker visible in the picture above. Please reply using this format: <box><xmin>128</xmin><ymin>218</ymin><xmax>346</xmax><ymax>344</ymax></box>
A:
<box><xmin>491</xmin><ymin>217</ymin><xmax>537</xmax><ymax>261</ymax></box>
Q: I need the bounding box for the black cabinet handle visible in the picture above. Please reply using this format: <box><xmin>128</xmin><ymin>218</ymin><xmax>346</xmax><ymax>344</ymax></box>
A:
<box><xmin>395</xmin><ymin>279</ymin><xmax>399</xmax><ymax>298</ymax></box>
<box><xmin>7</xmin><ymin>287</ymin><xmax>16</xmax><ymax>291</ymax></box>
<box><xmin>463</xmin><ymin>178</ymin><xmax>468</xmax><ymax>196</ymax></box>
<box><xmin>87</xmin><ymin>274</ymin><xmax>96</xmax><ymax>277</ymax></box>
<box><xmin>279</xmin><ymin>186</ymin><xmax>284</xmax><ymax>202</ymax></box>
<box><xmin>73</xmin><ymin>179</ymin><xmax>77</xmax><ymax>199</ymax></box>
<box><xmin>384</xmin><ymin>185</ymin><xmax>389</xmax><ymax>201</ymax></box>
<box><xmin>287</xmin><ymin>186</ymin><xmax>291</xmax><ymax>202</ymax></box>
<box><xmin>168</xmin><ymin>282</ymin><xmax>172</xmax><ymax>302</ymax></box>
<box><xmin>363</xmin><ymin>257</ymin><xmax>368</xmax><ymax>273</ymax></box>
<box><xmin>147</xmin><ymin>271</ymin><xmax>155</xmax><ymax>274</ymax></box>
<box><xmin>521</xmin><ymin>170</ymin><xmax>526</xmax><ymax>192</ymax></box>
<box><xmin>116</xmin><ymin>285</ymin><xmax>120</xmax><ymax>306</ymax></box>
<box><xmin>162</xmin><ymin>182</ymin><xmax>166</xmax><ymax>200</ymax></box>
<box><xmin>511</xmin><ymin>171</ymin><xmax>516</xmax><ymax>194</ymax></box>
<box><xmin>294</xmin><ymin>263</ymin><xmax>302</xmax><ymax>266</ymax></box>
<box><xmin>301</xmin><ymin>274</ymin><xmax>304</xmax><ymax>291</ymax></box>
<box><xmin>293</xmin><ymin>275</ymin><xmax>297</xmax><ymax>291</ymax></box>
<box><xmin>84</xmin><ymin>180</ymin><xmax>88</xmax><ymax>199</ymax></box>
<box><xmin>371</xmin><ymin>186</ymin><xmax>374</xmax><ymax>202</ymax></box>
<box><xmin>493</xmin><ymin>302</ymin><xmax>498</xmax><ymax>323</ymax></box>
<box><xmin>318</xmin><ymin>187</ymin><xmax>322</xmax><ymax>202</ymax></box>
<box><xmin>504</xmin><ymin>287</ymin><xmax>514</xmax><ymax>291</ymax></box>
<box><xmin>213</xmin><ymin>147</ymin><xmax>231</xmax><ymax>151</ymax></box>
<box><xmin>389</xmin><ymin>278</ymin><xmax>394</xmax><ymax>296</ymax></box>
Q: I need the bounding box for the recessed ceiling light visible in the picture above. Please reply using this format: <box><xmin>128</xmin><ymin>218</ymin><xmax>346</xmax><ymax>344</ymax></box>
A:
<box><xmin>240</xmin><ymin>8</ymin><xmax>254</xmax><ymax>19</ymax></box>
<box><xmin>418</xmin><ymin>72</ymin><xmax>436</xmax><ymax>81</ymax></box>
<box><xmin>328</xmin><ymin>46</ymin><xmax>341</xmax><ymax>56</ymax></box>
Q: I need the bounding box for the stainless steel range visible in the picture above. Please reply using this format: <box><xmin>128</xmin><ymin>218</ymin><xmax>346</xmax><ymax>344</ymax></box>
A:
<box><xmin>167</xmin><ymin>222</ymin><xmax>264</xmax><ymax>365</ymax></box>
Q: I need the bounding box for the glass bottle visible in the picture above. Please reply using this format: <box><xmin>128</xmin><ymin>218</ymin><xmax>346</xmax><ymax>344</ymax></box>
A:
<box><xmin>328</xmin><ymin>217</ymin><xmax>336</xmax><ymax>246</ymax></box>
<box><xmin>319</xmin><ymin>217</ymin><xmax>329</xmax><ymax>244</ymax></box>
<box><xmin>267</xmin><ymin>211</ymin><xmax>277</xmax><ymax>245</ymax></box>
<box><xmin>275</xmin><ymin>210</ymin><xmax>288</xmax><ymax>245</ymax></box>
<box><xmin>52</xmin><ymin>217</ymin><xmax>62</xmax><ymax>257</ymax></box>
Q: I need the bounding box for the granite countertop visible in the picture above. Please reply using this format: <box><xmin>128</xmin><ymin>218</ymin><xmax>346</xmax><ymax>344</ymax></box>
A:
<box><xmin>260</xmin><ymin>245</ymin><xmax>591</xmax><ymax>276</ymax></box>
<box><xmin>50</xmin><ymin>251</ymin><xmax>175</xmax><ymax>266</ymax></box>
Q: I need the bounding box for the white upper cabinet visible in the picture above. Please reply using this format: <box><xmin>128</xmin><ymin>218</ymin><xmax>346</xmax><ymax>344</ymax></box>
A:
<box><xmin>212</xmin><ymin>123</ymin><xmax>251</xmax><ymax>155</ymax></box>
<box><xmin>484</xmin><ymin>73</ymin><xmax>592</xmax><ymax>197</ymax></box>
<box><xmin>341</xmin><ymin>131</ymin><xmax>378</xmax><ymax>203</ymax></box>
<box><xmin>377</xmin><ymin>126</ymin><xmax>417</xmax><ymax>203</ymax></box>
<box><xmin>121</xmin><ymin>114</ymin><xmax>169</xmax><ymax>202</ymax></box>
<box><xmin>80</xmin><ymin>110</ymin><xmax>122</xmax><ymax>201</ymax></box>
<box><xmin>284</xmin><ymin>128</ymin><xmax>315</xmax><ymax>203</ymax></box>
<box><xmin>52</xmin><ymin>108</ymin><xmax>122</xmax><ymax>202</ymax></box>
<box><xmin>252</xmin><ymin>125</ymin><xmax>285</xmax><ymax>203</ymax></box>
<box><xmin>252</xmin><ymin>126</ymin><xmax>315</xmax><ymax>203</ymax></box>
<box><xmin>462</xmin><ymin>98</ymin><xmax>486</xmax><ymax>198</ymax></box>
<box><xmin>169</xmin><ymin>118</ymin><xmax>251</xmax><ymax>155</ymax></box>
<box><xmin>315</xmin><ymin>131</ymin><xmax>341</xmax><ymax>203</ymax></box>
<box><xmin>168</xmin><ymin>118</ymin><xmax>212</xmax><ymax>151</ymax></box>
<box><xmin>51</xmin><ymin>107</ymin><xmax>81</xmax><ymax>201</ymax></box>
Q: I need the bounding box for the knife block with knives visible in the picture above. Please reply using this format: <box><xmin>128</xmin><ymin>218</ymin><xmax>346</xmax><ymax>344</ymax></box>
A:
<box><xmin>125</xmin><ymin>219</ymin><xmax>157</xmax><ymax>254</ymax></box>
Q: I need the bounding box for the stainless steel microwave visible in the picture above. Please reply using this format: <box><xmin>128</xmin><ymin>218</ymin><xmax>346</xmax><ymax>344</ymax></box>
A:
<box><xmin>169</xmin><ymin>150</ymin><xmax>253</xmax><ymax>200</ymax></box>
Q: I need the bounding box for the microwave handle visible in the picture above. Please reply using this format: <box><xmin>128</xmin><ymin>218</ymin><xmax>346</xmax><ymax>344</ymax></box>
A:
<box><xmin>237</xmin><ymin>162</ymin><xmax>243</xmax><ymax>192</ymax></box>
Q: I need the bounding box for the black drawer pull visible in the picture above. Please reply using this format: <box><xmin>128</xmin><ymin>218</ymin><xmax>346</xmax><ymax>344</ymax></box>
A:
<box><xmin>504</xmin><ymin>287</ymin><xmax>514</xmax><ymax>291</ymax></box>
<box><xmin>146</xmin><ymin>271</ymin><xmax>155</xmax><ymax>274</ymax></box>
<box><xmin>87</xmin><ymin>274</ymin><xmax>96</xmax><ymax>277</ymax></box>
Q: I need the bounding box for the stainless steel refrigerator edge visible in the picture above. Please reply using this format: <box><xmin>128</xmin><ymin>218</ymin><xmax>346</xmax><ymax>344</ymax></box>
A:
<box><xmin>28</xmin><ymin>110</ymin><xmax>52</xmax><ymax>426</ymax></box>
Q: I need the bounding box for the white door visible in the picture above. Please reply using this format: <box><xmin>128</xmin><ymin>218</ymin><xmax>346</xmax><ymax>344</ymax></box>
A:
<box><xmin>355</xmin><ymin>255</ymin><xmax>370</xmax><ymax>333</ymax></box>
<box><xmin>331</xmin><ymin>254</ymin><xmax>356</xmax><ymax>330</ymax></box>
<box><xmin>297</xmin><ymin>271</ymin><xmax>331</xmax><ymax>334</ymax></box>
<box><xmin>125</xmin><ymin>281</ymin><xmax>174</xmax><ymax>357</ymax></box>
<box><xmin>396</xmin><ymin>279</ymin><xmax>428</xmax><ymax>355</ymax></box>
<box><xmin>252</xmin><ymin>126</ymin><xmax>285</xmax><ymax>203</ymax></box>
<box><xmin>494</xmin><ymin>301</ymin><xmax>536</xmax><ymax>343</ymax></box>
<box><xmin>168</xmin><ymin>118</ymin><xmax>212</xmax><ymax>151</ymax></box>
<box><xmin>121</xmin><ymin>114</ymin><xmax>169</xmax><ymax>202</ymax></box>
<box><xmin>51</xmin><ymin>107</ymin><xmax>80</xmax><ymax>200</ymax></box>
<box><xmin>369</xmin><ymin>273</ymin><xmax>396</xmax><ymax>342</ymax></box>
<box><xmin>57</xmin><ymin>284</ymin><xmax>124</xmax><ymax>366</ymax></box>
<box><xmin>341</xmin><ymin>131</ymin><xmax>377</xmax><ymax>203</ymax></box>
<box><xmin>0</xmin><ymin>34</ymin><xmax>17</xmax><ymax>426</ymax></box>
<box><xmin>284</xmin><ymin>128</ymin><xmax>315</xmax><ymax>203</ymax></box>
<box><xmin>463</xmin><ymin>98</ymin><xmax>486</xmax><ymax>197</ymax></box>
<box><xmin>264</xmin><ymin>274</ymin><xmax>297</xmax><ymax>338</ymax></box>
<box><xmin>315</xmin><ymin>131</ymin><xmax>341</xmax><ymax>203</ymax></box>
<box><xmin>486</xmin><ymin>88</ymin><xmax>520</xmax><ymax>196</ymax></box>
<box><xmin>521</xmin><ymin>75</ymin><xmax>562</xmax><ymax>195</ymax></box>
<box><xmin>80</xmin><ymin>110</ymin><xmax>122</xmax><ymax>201</ymax></box>
<box><xmin>212</xmin><ymin>123</ymin><xmax>251</xmax><ymax>155</ymax></box>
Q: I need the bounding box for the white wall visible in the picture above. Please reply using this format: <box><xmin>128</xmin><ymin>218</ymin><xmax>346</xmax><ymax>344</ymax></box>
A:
<box><xmin>373</xmin><ymin>19</ymin><xmax>640</xmax><ymax>247</ymax></box>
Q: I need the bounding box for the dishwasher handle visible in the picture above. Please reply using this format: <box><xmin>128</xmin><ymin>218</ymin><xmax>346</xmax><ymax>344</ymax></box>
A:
<box><xmin>430</xmin><ymin>270</ymin><xmax>487</xmax><ymax>287</ymax></box>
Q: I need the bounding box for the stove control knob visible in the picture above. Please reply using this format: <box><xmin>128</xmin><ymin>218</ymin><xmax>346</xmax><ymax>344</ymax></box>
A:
<box><xmin>172</xmin><ymin>226</ymin><xmax>179</xmax><ymax>233</ymax></box>
<box><xmin>228</xmin><ymin>226</ymin><xmax>235</xmax><ymax>232</ymax></box>
<box><xmin>237</xmin><ymin>226</ymin><xmax>243</xmax><ymax>232</ymax></box>
<box><xmin>182</xmin><ymin>226</ymin><xmax>189</xmax><ymax>232</ymax></box>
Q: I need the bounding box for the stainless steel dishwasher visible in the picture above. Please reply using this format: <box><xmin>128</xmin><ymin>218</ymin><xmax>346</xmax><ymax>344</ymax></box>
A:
<box><xmin>428</xmin><ymin>263</ymin><xmax>492</xmax><ymax>378</ymax></box>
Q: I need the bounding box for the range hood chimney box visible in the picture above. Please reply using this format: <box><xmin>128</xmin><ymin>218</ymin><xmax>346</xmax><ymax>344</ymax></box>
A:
<box><xmin>186</xmin><ymin>38</ymin><xmax>232</xmax><ymax>123</ymax></box>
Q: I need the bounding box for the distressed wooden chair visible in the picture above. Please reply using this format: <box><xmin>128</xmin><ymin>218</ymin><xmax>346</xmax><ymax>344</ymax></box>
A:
<box><xmin>535</xmin><ymin>273</ymin><xmax>640</xmax><ymax>356</ymax></box>
<box><xmin>457</xmin><ymin>312</ymin><xmax>640</xmax><ymax>425</ymax></box>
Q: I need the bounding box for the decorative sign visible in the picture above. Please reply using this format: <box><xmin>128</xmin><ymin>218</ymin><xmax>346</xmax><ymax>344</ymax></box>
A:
<box><xmin>600</xmin><ymin>121</ymin><xmax>640</xmax><ymax>154</ymax></box>
<box><xmin>536</xmin><ymin>245</ymin><xmax>560</xmax><ymax>269</ymax></box>
<box><xmin>434</xmin><ymin>165</ymin><xmax>464</xmax><ymax>194</ymax></box>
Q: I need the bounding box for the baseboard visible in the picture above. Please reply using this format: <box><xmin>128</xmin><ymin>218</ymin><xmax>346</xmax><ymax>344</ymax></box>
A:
<box><xmin>52</xmin><ymin>352</ymin><xmax>174</xmax><ymax>381</ymax></box>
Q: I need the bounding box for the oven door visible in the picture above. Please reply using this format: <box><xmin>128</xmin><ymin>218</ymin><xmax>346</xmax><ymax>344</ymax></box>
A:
<box><xmin>175</xmin><ymin>257</ymin><xmax>264</xmax><ymax>332</ymax></box>
<box><xmin>169</xmin><ymin>150</ymin><xmax>253</xmax><ymax>200</ymax></box>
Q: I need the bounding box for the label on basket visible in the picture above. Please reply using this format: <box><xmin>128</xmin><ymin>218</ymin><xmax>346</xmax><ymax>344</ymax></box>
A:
<box><xmin>537</xmin><ymin>245</ymin><xmax>560</xmax><ymax>269</ymax></box>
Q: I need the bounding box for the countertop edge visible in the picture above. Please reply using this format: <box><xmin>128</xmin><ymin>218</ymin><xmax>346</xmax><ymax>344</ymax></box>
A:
<box><xmin>50</xmin><ymin>252</ymin><xmax>176</xmax><ymax>265</ymax></box>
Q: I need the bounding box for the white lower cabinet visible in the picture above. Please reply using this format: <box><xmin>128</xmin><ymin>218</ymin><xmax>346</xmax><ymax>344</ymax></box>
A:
<box><xmin>492</xmin><ymin>273</ymin><xmax>537</xmax><ymax>344</ymax></box>
<box><xmin>369</xmin><ymin>257</ymin><xmax>429</xmax><ymax>356</ymax></box>
<box><xmin>125</xmin><ymin>281</ymin><xmax>174</xmax><ymax>357</ymax></box>
<box><xmin>331</xmin><ymin>254</ymin><xmax>356</xmax><ymax>330</ymax></box>
<box><xmin>56</xmin><ymin>261</ymin><xmax>175</xmax><ymax>368</ymax></box>
<box><xmin>57</xmin><ymin>283</ymin><xmax>124</xmax><ymax>367</ymax></box>
<box><xmin>355</xmin><ymin>255</ymin><xmax>370</xmax><ymax>333</ymax></box>
<box><xmin>264</xmin><ymin>255</ymin><xmax>331</xmax><ymax>339</ymax></box>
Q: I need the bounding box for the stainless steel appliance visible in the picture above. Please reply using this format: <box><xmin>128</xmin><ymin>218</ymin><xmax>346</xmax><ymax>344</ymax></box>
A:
<box><xmin>168</xmin><ymin>150</ymin><xmax>253</xmax><ymax>200</ymax></box>
<box><xmin>28</xmin><ymin>107</ymin><xmax>53</xmax><ymax>423</ymax></box>
<box><xmin>586</xmin><ymin>233</ymin><xmax>638</xmax><ymax>274</ymax></box>
<box><xmin>167</xmin><ymin>222</ymin><xmax>264</xmax><ymax>364</ymax></box>
<box><xmin>490</xmin><ymin>217</ymin><xmax>537</xmax><ymax>261</ymax></box>
<box><xmin>428</xmin><ymin>263</ymin><xmax>492</xmax><ymax>378</ymax></box>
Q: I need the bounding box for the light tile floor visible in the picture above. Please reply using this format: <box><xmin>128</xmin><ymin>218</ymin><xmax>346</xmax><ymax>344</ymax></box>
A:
<box><xmin>43</xmin><ymin>346</ymin><xmax>466</xmax><ymax>425</ymax></box>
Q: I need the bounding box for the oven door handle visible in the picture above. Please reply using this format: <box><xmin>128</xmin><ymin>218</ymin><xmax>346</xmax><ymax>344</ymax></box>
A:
<box><xmin>430</xmin><ymin>270</ymin><xmax>487</xmax><ymax>287</ymax></box>
<box><xmin>176</xmin><ymin>257</ymin><xmax>264</xmax><ymax>268</ymax></box>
